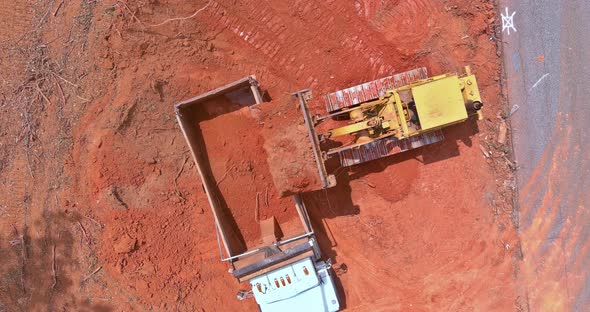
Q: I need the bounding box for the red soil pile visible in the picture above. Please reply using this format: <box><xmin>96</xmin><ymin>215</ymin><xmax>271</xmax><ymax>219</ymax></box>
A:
<box><xmin>189</xmin><ymin>98</ymin><xmax>299</xmax><ymax>248</ymax></box>
<box><xmin>260</xmin><ymin>95</ymin><xmax>323</xmax><ymax>196</ymax></box>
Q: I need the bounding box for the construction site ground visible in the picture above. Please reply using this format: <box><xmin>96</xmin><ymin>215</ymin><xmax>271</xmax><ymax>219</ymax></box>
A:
<box><xmin>0</xmin><ymin>0</ymin><xmax>522</xmax><ymax>311</ymax></box>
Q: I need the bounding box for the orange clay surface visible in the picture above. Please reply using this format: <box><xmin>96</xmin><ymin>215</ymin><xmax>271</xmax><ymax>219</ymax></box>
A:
<box><xmin>0</xmin><ymin>0</ymin><xmax>522</xmax><ymax>310</ymax></box>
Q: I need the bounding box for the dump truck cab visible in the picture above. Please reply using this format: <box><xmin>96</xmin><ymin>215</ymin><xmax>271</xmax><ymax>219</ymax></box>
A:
<box><xmin>250</xmin><ymin>256</ymin><xmax>339</xmax><ymax>312</ymax></box>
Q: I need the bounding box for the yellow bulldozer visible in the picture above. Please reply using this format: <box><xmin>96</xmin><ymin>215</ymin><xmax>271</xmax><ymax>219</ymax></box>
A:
<box><xmin>295</xmin><ymin>66</ymin><xmax>483</xmax><ymax>188</ymax></box>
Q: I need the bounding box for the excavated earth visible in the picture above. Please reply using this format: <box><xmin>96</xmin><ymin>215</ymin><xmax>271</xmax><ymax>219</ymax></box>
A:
<box><xmin>0</xmin><ymin>0</ymin><xmax>523</xmax><ymax>311</ymax></box>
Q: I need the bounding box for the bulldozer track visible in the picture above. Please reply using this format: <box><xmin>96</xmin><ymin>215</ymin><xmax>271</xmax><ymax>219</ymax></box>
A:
<box><xmin>338</xmin><ymin>130</ymin><xmax>445</xmax><ymax>167</ymax></box>
<box><xmin>204</xmin><ymin>0</ymin><xmax>397</xmax><ymax>91</ymax></box>
<box><xmin>320</xmin><ymin>67</ymin><xmax>428</xmax><ymax>113</ymax></box>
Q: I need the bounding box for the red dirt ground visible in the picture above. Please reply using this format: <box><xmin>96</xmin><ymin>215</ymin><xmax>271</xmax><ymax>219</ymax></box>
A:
<box><xmin>0</xmin><ymin>0</ymin><xmax>522</xmax><ymax>311</ymax></box>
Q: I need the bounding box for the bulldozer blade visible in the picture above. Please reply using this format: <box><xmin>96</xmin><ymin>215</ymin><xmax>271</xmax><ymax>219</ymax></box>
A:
<box><xmin>337</xmin><ymin>130</ymin><xmax>444</xmax><ymax>167</ymax></box>
<box><xmin>322</xmin><ymin>67</ymin><xmax>428</xmax><ymax>113</ymax></box>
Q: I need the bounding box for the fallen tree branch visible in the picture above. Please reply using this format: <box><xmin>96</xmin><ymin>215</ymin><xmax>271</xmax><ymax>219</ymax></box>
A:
<box><xmin>25</xmin><ymin>145</ymin><xmax>35</xmax><ymax>179</ymax></box>
<box><xmin>479</xmin><ymin>144</ymin><xmax>490</xmax><ymax>158</ymax></box>
<box><xmin>116</xmin><ymin>0</ymin><xmax>212</xmax><ymax>29</ymax></box>
<box><xmin>85</xmin><ymin>215</ymin><xmax>103</xmax><ymax>228</ymax></box>
<box><xmin>53</xmin><ymin>0</ymin><xmax>64</xmax><ymax>16</ymax></box>
<box><xmin>355</xmin><ymin>178</ymin><xmax>376</xmax><ymax>188</ymax></box>
<box><xmin>51</xmin><ymin>71</ymin><xmax>79</xmax><ymax>88</ymax></box>
<box><xmin>51</xmin><ymin>245</ymin><xmax>57</xmax><ymax>290</ymax></box>
<box><xmin>174</xmin><ymin>156</ymin><xmax>189</xmax><ymax>199</ymax></box>
<box><xmin>216</xmin><ymin>165</ymin><xmax>235</xmax><ymax>186</ymax></box>
<box><xmin>147</xmin><ymin>1</ymin><xmax>212</xmax><ymax>28</ymax></box>
<box><xmin>174</xmin><ymin>156</ymin><xmax>188</xmax><ymax>186</ymax></box>
<box><xmin>254</xmin><ymin>192</ymin><xmax>260</xmax><ymax>224</ymax></box>
<box><xmin>82</xmin><ymin>266</ymin><xmax>102</xmax><ymax>282</ymax></box>
<box><xmin>52</xmin><ymin>74</ymin><xmax>66</xmax><ymax>105</ymax></box>
<box><xmin>76</xmin><ymin>95</ymin><xmax>90</xmax><ymax>102</ymax></box>
<box><xmin>117</xmin><ymin>1</ymin><xmax>145</xmax><ymax>26</ymax></box>
<box><xmin>78</xmin><ymin>221</ymin><xmax>91</xmax><ymax>245</ymax></box>
<box><xmin>36</xmin><ymin>83</ymin><xmax>52</xmax><ymax>106</ymax></box>
<box><xmin>110</xmin><ymin>186</ymin><xmax>128</xmax><ymax>209</ymax></box>
<box><xmin>11</xmin><ymin>224</ymin><xmax>26</xmax><ymax>293</ymax></box>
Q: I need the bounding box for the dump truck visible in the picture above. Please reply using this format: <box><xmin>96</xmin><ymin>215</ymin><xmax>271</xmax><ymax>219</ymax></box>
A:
<box><xmin>175</xmin><ymin>66</ymin><xmax>482</xmax><ymax>311</ymax></box>
<box><xmin>175</xmin><ymin>78</ymin><xmax>340</xmax><ymax>312</ymax></box>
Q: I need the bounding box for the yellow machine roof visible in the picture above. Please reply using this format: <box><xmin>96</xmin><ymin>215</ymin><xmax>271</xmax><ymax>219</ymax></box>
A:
<box><xmin>411</xmin><ymin>76</ymin><xmax>468</xmax><ymax>131</ymax></box>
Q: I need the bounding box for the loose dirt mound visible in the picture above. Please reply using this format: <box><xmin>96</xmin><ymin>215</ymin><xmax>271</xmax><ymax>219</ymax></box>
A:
<box><xmin>1</xmin><ymin>0</ymin><xmax>520</xmax><ymax>310</ymax></box>
<box><xmin>187</xmin><ymin>97</ymin><xmax>300</xmax><ymax>249</ymax></box>
<box><xmin>260</xmin><ymin>96</ymin><xmax>323</xmax><ymax>196</ymax></box>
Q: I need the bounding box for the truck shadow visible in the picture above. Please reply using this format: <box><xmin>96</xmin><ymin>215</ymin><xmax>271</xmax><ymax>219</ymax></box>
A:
<box><xmin>180</xmin><ymin>103</ymin><xmax>249</xmax><ymax>255</ymax></box>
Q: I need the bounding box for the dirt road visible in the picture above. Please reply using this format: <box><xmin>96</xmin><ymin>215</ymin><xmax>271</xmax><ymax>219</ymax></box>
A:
<box><xmin>500</xmin><ymin>0</ymin><xmax>590</xmax><ymax>310</ymax></box>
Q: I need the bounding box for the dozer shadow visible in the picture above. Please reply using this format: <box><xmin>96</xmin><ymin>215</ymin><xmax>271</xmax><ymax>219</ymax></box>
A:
<box><xmin>299</xmin><ymin>118</ymin><xmax>480</xmax><ymax>310</ymax></box>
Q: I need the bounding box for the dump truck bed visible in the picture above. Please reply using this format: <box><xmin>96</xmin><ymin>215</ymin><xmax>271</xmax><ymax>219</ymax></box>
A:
<box><xmin>175</xmin><ymin>77</ymin><xmax>320</xmax><ymax>277</ymax></box>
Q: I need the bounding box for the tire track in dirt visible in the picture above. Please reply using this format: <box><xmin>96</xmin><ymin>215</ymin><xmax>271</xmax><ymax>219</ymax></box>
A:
<box><xmin>355</xmin><ymin>0</ymin><xmax>439</xmax><ymax>56</ymax></box>
<box><xmin>203</xmin><ymin>0</ymin><xmax>400</xmax><ymax>93</ymax></box>
<box><xmin>286</xmin><ymin>0</ymin><xmax>398</xmax><ymax>77</ymax></box>
<box><xmin>309</xmin><ymin>185</ymin><xmax>516</xmax><ymax>310</ymax></box>
<box><xmin>205</xmin><ymin>1</ymin><xmax>320</xmax><ymax>86</ymax></box>
<box><xmin>0</xmin><ymin>2</ymin><xmax>33</xmax><ymax>42</ymax></box>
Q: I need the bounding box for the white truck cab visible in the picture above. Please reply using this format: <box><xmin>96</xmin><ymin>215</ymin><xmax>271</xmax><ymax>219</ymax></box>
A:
<box><xmin>250</xmin><ymin>257</ymin><xmax>339</xmax><ymax>312</ymax></box>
